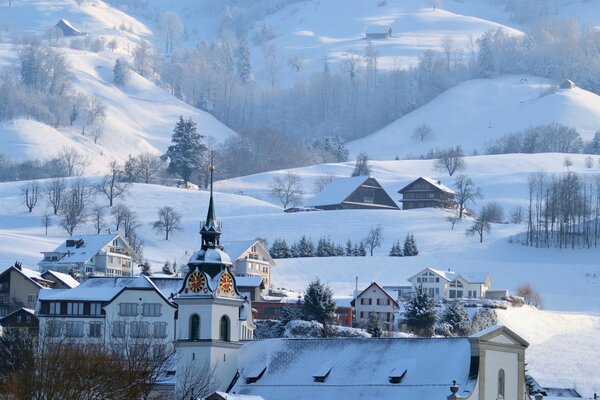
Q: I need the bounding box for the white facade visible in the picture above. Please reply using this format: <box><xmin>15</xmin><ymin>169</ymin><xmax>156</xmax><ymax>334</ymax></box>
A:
<box><xmin>222</xmin><ymin>240</ymin><xmax>275</xmax><ymax>292</ymax></box>
<box><xmin>407</xmin><ymin>268</ymin><xmax>492</xmax><ymax>300</ymax></box>
<box><xmin>352</xmin><ymin>282</ymin><xmax>399</xmax><ymax>329</ymax></box>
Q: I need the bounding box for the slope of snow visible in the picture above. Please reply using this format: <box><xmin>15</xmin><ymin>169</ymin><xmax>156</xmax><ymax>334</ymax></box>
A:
<box><xmin>246</xmin><ymin>0</ymin><xmax>521</xmax><ymax>84</ymax></box>
<box><xmin>347</xmin><ymin>75</ymin><xmax>600</xmax><ymax>159</ymax></box>
<box><xmin>0</xmin><ymin>0</ymin><xmax>236</xmax><ymax>173</ymax></box>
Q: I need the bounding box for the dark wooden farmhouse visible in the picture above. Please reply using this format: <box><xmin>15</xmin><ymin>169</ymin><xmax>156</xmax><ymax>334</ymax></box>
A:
<box><xmin>398</xmin><ymin>177</ymin><xmax>455</xmax><ymax>210</ymax></box>
<box><xmin>55</xmin><ymin>18</ymin><xmax>85</xmax><ymax>37</ymax></box>
<box><xmin>365</xmin><ymin>26</ymin><xmax>392</xmax><ymax>40</ymax></box>
<box><xmin>306</xmin><ymin>176</ymin><xmax>399</xmax><ymax>211</ymax></box>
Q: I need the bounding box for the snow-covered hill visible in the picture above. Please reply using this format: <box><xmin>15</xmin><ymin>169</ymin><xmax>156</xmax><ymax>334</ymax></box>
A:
<box><xmin>346</xmin><ymin>75</ymin><xmax>600</xmax><ymax>159</ymax></box>
<box><xmin>0</xmin><ymin>0</ymin><xmax>236</xmax><ymax>173</ymax></box>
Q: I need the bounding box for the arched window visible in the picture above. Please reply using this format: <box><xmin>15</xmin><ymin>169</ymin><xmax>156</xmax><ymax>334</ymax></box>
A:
<box><xmin>219</xmin><ymin>316</ymin><xmax>230</xmax><ymax>341</ymax></box>
<box><xmin>498</xmin><ymin>369</ymin><xmax>505</xmax><ymax>399</ymax></box>
<box><xmin>190</xmin><ymin>314</ymin><xmax>200</xmax><ymax>340</ymax></box>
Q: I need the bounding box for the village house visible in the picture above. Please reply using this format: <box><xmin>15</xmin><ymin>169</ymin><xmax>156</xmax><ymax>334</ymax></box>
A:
<box><xmin>0</xmin><ymin>264</ymin><xmax>56</xmax><ymax>317</ymax></box>
<box><xmin>407</xmin><ymin>267</ymin><xmax>492</xmax><ymax>300</ymax></box>
<box><xmin>54</xmin><ymin>18</ymin><xmax>85</xmax><ymax>36</ymax></box>
<box><xmin>365</xmin><ymin>26</ymin><xmax>393</xmax><ymax>40</ymax></box>
<box><xmin>351</xmin><ymin>282</ymin><xmax>399</xmax><ymax>330</ymax></box>
<box><xmin>252</xmin><ymin>300</ymin><xmax>353</xmax><ymax>327</ymax></box>
<box><xmin>38</xmin><ymin>234</ymin><xmax>133</xmax><ymax>278</ymax></box>
<box><xmin>0</xmin><ymin>307</ymin><xmax>38</xmax><ymax>333</ymax></box>
<box><xmin>306</xmin><ymin>176</ymin><xmax>400</xmax><ymax>211</ymax></box>
<box><xmin>222</xmin><ymin>240</ymin><xmax>275</xmax><ymax>293</ymax></box>
<box><xmin>398</xmin><ymin>177</ymin><xmax>455</xmax><ymax>210</ymax></box>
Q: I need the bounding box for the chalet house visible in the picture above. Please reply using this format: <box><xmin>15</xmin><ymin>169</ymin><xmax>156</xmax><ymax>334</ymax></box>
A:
<box><xmin>398</xmin><ymin>177</ymin><xmax>455</xmax><ymax>210</ymax></box>
<box><xmin>41</xmin><ymin>270</ymin><xmax>80</xmax><ymax>289</ymax></box>
<box><xmin>225</xmin><ymin>325</ymin><xmax>530</xmax><ymax>400</ymax></box>
<box><xmin>222</xmin><ymin>240</ymin><xmax>275</xmax><ymax>292</ymax></box>
<box><xmin>306</xmin><ymin>176</ymin><xmax>399</xmax><ymax>211</ymax></box>
<box><xmin>0</xmin><ymin>265</ymin><xmax>55</xmax><ymax>317</ymax></box>
<box><xmin>365</xmin><ymin>26</ymin><xmax>392</xmax><ymax>40</ymax></box>
<box><xmin>55</xmin><ymin>18</ymin><xmax>85</xmax><ymax>36</ymax></box>
<box><xmin>252</xmin><ymin>300</ymin><xmax>353</xmax><ymax>327</ymax></box>
<box><xmin>38</xmin><ymin>234</ymin><xmax>133</xmax><ymax>278</ymax></box>
<box><xmin>407</xmin><ymin>267</ymin><xmax>492</xmax><ymax>300</ymax></box>
<box><xmin>0</xmin><ymin>307</ymin><xmax>38</xmax><ymax>333</ymax></box>
<box><xmin>351</xmin><ymin>282</ymin><xmax>399</xmax><ymax>330</ymax></box>
<box><xmin>382</xmin><ymin>285</ymin><xmax>413</xmax><ymax>302</ymax></box>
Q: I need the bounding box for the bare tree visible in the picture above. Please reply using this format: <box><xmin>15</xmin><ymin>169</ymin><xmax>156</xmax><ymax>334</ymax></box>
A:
<box><xmin>510</xmin><ymin>205</ymin><xmax>524</xmax><ymax>224</ymax></box>
<box><xmin>41</xmin><ymin>211</ymin><xmax>52</xmax><ymax>235</ymax></box>
<box><xmin>132</xmin><ymin>153</ymin><xmax>164</xmax><ymax>184</ymax></box>
<box><xmin>412</xmin><ymin>123</ymin><xmax>433</xmax><ymax>142</ymax></box>
<box><xmin>159</xmin><ymin>11</ymin><xmax>183</xmax><ymax>55</ymax></box>
<box><xmin>446</xmin><ymin>214</ymin><xmax>461</xmax><ymax>230</ymax></box>
<box><xmin>270</xmin><ymin>171</ymin><xmax>303</xmax><ymax>209</ymax></box>
<box><xmin>173</xmin><ymin>362</ymin><xmax>219</xmax><ymax>400</ymax></box>
<box><xmin>434</xmin><ymin>146</ymin><xmax>466</xmax><ymax>176</ymax></box>
<box><xmin>91</xmin><ymin>206</ymin><xmax>106</xmax><ymax>234</ymax></box>
<box><xmin>429</xmin><ymin>0</ymin><xmax>442</xmax><ymax>10</ymax></box>
<box><xmin>45</xmin><ymin>178</ymin><xmax>65</xmax><ymax>215</ymax></box>
<box><xmin>585</xmin><ymin>156</ymin><xmax>594</xmax><ymax>169</ymax></box>
<box><xmin>57</xmin><ymin>147</ymin><xmax>89</xmax><ymax>177</ymax></box>
<box><xmin>516</xmin><ymin>284</ymin><xmax>543</xmax><ymax>308</ymax></box>
<box><xmin>21</xmin><ymin>182</ymin><xmax>40</xmax><ymax>213</ymax></box>
<box><xmin>466</xmin><ymin>215</ymin><xmax>491</xmax><ymax>243</ymax></box>
<box><xmin>123</xmin><ymin>208</ymin><xmax>142</xmax><ymax>239</ymax></box>
<box><xmin>152</xmin><ymin>206</ymin><xmax>182</xmax><ymax>240</ymax></box>
<box><xmin>313</xmin><ymin>174</ymin><xmax>337</xmax><ymax>193</ymax></box>
<box><xmin>342</xmin><ymin>50</ymin><xmax>361</xmax><ymax>81</ymax></box>
<box><xmin>133</xmin><ymin>40</ymin><xmax>152</xmax><ymax>76</ymax></box>
<box><xmin>108</xmin><ymin>38</ymin><xmax>118</xmax><ymax>52</ymax></box>
<box><xmin>363</xmin><ymin>224</ymin><xmax>383</xmax><ymax>256</ymax></box>
<box><xmin>58</xmin><ymin>180</ymin><xmax>91</xmax><ymax>236</ymax></box>
<box><xmin>288</xmin><ymin>56</ymin><xmax>305</xmax><ymax>72</ymax></box>
<box><xmin>111</xmin><ymin>203</ymin><xmax>129</xmax><ymax>232</ymax></box>
<box><xmin>466</xmin><ymin>202</ymin><xmax>499</xmax><ymax>243</ymax></box>
<box><xmin>454</xmin><ymin>174</ymin><xmax>482</xmax><ymax>218</ymax></box>
<box><xmin>96</xmin><ymin>161</ymin><xmax>129</xmax><ymax>207</ymax></box>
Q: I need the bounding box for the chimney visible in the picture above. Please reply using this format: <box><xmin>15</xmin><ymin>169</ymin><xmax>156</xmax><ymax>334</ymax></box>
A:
<box><xmin>437</xmin><ymin>180</ymin><xmax>441</xmax><ymax>185</ymax></box>
<box><xmin>534</xmin><ymin>393</ymin><xmax>543</xmax><ymax>400</ymax></box>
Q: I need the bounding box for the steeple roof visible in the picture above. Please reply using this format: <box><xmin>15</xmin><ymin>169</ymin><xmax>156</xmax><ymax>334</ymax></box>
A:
<box><xmin>200</xmin><ymin>164</ymin><xmax>222</xmax><ymax>249</ymax></box>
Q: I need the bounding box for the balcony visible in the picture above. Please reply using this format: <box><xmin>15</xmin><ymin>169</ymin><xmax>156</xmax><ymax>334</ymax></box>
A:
<box><xmin>109</xmin><ymin>247</ymin><xmax>131</xmax><ymax>256</ymax></box>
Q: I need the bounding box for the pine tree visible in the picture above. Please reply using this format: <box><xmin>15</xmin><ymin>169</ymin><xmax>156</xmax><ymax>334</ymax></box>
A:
<box><xmin>410</xmin><ymin>235</ymin><xmax>419</xmax><ymax>256</ymax></box>
<box><xmin>140</xmin><ymin>261</ymin><xmax>152</xmax><ymax>276</ymax></box>
<box><xmin>389</xmin><ymin>240</ymin><xmax>403</xmax><ymax>256</ymax></box>
<box><xmin>293</xmin><ymin>235</ymin><xmax>315</xmax><ymax>258</ymax></box>
<box><xmin>237</xmin><ymin>38</ymin><xmax>252</xmax><ymax>82</ymax></box>
<box><xmin>113</xmin><ymin>58</ymin><xmax>130</xmax><ymax>86</ymax></box>
<box><xmin>334</xmin><ymin>244</ymin><xmax>346</xmax><ymax>256</ymax></box>
<box><xmin>442</xmin><ymin>302</ymin><xmax>471</xmax><ymax>336</ymax></box>
<box><xmin>477</xmin><ymin>31</ymin><xmax>495</xmax><ymax>78</ymax></box>
<box><xmin>403</xmin><ymin>234</ymin><xmax>419</xmax><ymax>256</ymax></box>
<box><xmin>351</xmin><ymin>152</ymin><xmax>371</xmax><ymax>177</ymax></box>
<box><xmin>403</xmin><ymin>285</ymin><xmax>438</xmax><ymax>336</ymax></box>
<box><xmin>367</xmin><ymin>313</ymin><xmax>382</xmax><ymax>337</ymax></box>
<box><xmin>316</xmin><ymin>236</ymin><xmax>336</xmax><ymax>257</ymax></box>
<box><xmin>301</xmin><ymin>278</ymin><xmax>336</xmax><ymax>336</ymax></box>
<box><xmin>270</xmin><ymin>238</ymin><xmax>291</xmax><ymax>259</ymax></box>
<box><xmin>591</xmin><ymin>131</ymin><xmax>600</xmax><ymax>154</ymax></box>
<box><xmin>357</xmin><ymin>241</ymin><xmax>367</xmax><ymax>257</ymax></box>
<box><xmin>163</xmin><ymin>116</ymin><xmax>207</xmax><ymax>184</ymax></box>
<box><xmin>345</xmin><ymin>239</ymin><xmax>354</xmax><ymax>256</ymax></box>
<box><xmin>277</xmin><ymin>305</ymin><xmax>297</xmax><ymax>336</ymax></box>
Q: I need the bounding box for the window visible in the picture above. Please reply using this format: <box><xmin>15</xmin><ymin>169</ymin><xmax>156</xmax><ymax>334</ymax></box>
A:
<box><xmin>27</xmin><ymin>294</ymin><xmax>37</xmax><ymax>303</ymax></box>
<box><xmin>436</xmin><ymin>278</ymin><xmax>440</xmax><ymax>283</ymax></box>
<box><xmin>112</xmin><ymin>321</ymin><xmax>126</xmax><ymax>337</ymax></box>
<box><xmin>47</xmin><ymin>321</ymin><xmax>62</xmax><ymax>337</ymax></box>
<box><xmin>368</xmin><ymin>298</ymin><xmax>372</xmax><ymax>305</ymax></box>
<box><xmin>498</xmin><ymin>369</ymin><xmax>505</xmax><ymax>399</ymax></box>
<box><xmin>89</xmin><ymin>322</ymin><xmax>102</xmax><ymax>337</ymax></box>
<box><xmin>130</xmin><ymin>322</ymin><xmax>149</xmax><ymax>338</ymax></box>
<box><xmin>376</xmin><ymin>298</ymin><xmax>380</xmax><ymax>305</ymax></box>
<box><xmin>190</xmin><ymin>315</ymin><xmax>200</xmax><ymax>340</ymax></box>
<box><xmin>25</xmin><ymin>315</ymin><xmax>31</xmax><ymax>323</ymax></box>
<box><xmin>142</xmin><ymin>303</ymin><xmax>162</xmax><ymax>317</ymax></box>
<box><xmin>449</xmin><ymin>290</ymin><xmax>456</xmax><ymax>299</ymax></box>
<box><xmin>360</xmin><ymin>298</ymin><xmax>364</xmax><ymax>305</ymax></box>
<box><xmin>65</xmin><ymin>321</ymin><xmax>84</xmax><ymax>337</ymax></box>
<box><xmin>360</xmin><ymin>311</ymin><xmax>364</xmax><ymax>318</ymax></box>
<box><xmin>219</xmin><ymin>316</ymin><xmax>230</xmax><ymax>341</ymax></box>
<box><xmin>16</xmin><ymin>315</ymin><xmax>21</xmax><ymax>323</ymax></box>
<box><xmin>154</xmin><ymin>322</ymin><xmax>167</xmax><ymax>338</ymax></box>
<box><xmin>90</xmin><ymin>303</ymin><xmax>102</xmax><ymax>315</ymax></box>
<box><xmin>49</xmin><ymin>302</ymin><xmax>61</xmax><ymax>315</ymax></box>
<box><xmin>387</xmin><ymin>299</ymin><xmax>391</xmax><ymax>306</ymax></box>
<box><xmin>67</xmin><ymin>302</ymin><xmax>84</xmax><ymax>315</ymax></box>
<box><xmin>119</xmin><ymin>303</ymin><xmax>138</xmax><ymax>316</ymax></box>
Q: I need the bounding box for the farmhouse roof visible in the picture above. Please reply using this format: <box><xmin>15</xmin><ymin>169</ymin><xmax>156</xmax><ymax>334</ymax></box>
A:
<box><xmin>398</xmin><ymin>177</ymin><xmax>456</xmax><ymax>194</ymax></box>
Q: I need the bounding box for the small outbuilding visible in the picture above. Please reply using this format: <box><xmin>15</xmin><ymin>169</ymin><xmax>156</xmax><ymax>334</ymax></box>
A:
<box><xmin>55</xmin><ymin>18</ymin><xmax>85</xmax><ymax>37</ymax></box>
<box><xmin>365</xmin><ymin>26</ymin><xmax>392</xmax><ymax>40</ymax></box>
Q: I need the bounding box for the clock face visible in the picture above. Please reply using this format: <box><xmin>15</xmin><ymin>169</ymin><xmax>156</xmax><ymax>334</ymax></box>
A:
<box><xmin>187</xmin><ymin>272</ymin><xmax>206</xmax><ymax>293</ymax></box>
<box><xmin>219</xmin><ymin>272</ymin><xmax>234</xmax><ymax>294</ymax></box>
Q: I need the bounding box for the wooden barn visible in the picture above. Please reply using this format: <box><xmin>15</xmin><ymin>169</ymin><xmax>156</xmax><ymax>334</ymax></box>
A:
<box><xmin>398</xmin><ymin>177</ymin><xmax>455</xmax><ymax>210</ymax></box>
<box><xmin>365</xmin><ymin>26</ymin><xmax>392</xmax><ymax>40</ymax></box>
<box><xmin>55</xmin><ymin>18</ymin><xmax>85</xmax><ymax>36</ymax></box>
<box><xmin>306</xmin><ymin>176</ymin><xmax>399</xmax><ymax>211</ymax></box>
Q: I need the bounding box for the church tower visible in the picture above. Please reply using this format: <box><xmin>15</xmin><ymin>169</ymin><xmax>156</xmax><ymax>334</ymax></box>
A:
<box><xmin>174</xmin><ymin>164</ymin><xmax>247</xmax><ymax>392</ymax></box>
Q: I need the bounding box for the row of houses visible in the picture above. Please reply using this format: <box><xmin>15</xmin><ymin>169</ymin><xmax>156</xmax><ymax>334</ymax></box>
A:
<box><xmin>291</xmin><ymin>176</ymin><xmax>456</xmax><ymax>212</ymax></box>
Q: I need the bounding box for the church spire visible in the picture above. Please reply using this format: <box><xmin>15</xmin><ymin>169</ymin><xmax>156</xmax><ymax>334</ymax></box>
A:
<box><xmin>200</xmin><ymin>157</ymin><xmax>222</xmax><ymax>249</ymax></box>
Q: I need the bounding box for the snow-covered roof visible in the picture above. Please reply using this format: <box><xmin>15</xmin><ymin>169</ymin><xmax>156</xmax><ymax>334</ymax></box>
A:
<box><xmin>0</xmin><ymin>307</ymin><xmax>35</xmax><ymax>321</ymax></box>
<box><xmin>408</xmin><ymin>268</ymin><xmax>490</xmax><ymax>284</ymax></box>
<box><xmin>365</xmin><ymin>25</ymin><xmax>392</xmax><ymax>33</ymax></box>
<box><xmin>209</xmin><ymin>392</ymin><xmax>265</xmax><ymax>400</ymax></box>
<box><xmin>235</xmin><ymin>276</ymin><xmax>264</xmax><ymax>288</ymax></box>
<box><xmin>42</xmin><ymin>270</ymin><xmax>80</xmax><ymax>288</ymax></box>
<box><xmin>232</xmin><ymin>337</ymin><xmax>473</xmax><ymax>399</ymax></box>
<box><xmin>0</xmin><ymin>266</ymin><xmax>53</xmax><ymax>289</ymax></box>
<box><xmin>55</xmin><ymin>18</ymin><xmax>83</xmax><ymax>35</ymax></box>
<box><xmin>189</xmin><ymin>247</ymin><xmax>232</xmax><ymax>266</ymax></box>
<box><xmin>40</xmin><ymin>234</ymin><xmax>125</xmax><ymax>265</ymax></box>
<box><xmin>305</xmin><ymin>176</ymin><xmax>369</xmax><ymax>207</ymax></box>
<box><xmin>222</xmin><ymin>240</ymin><xmax>257</xmax><ymax>260</ymax></box>
<box><xmin>353</xmin><ymin>282</ymin><xmax>399</xmax><ymax>307</ymax></box>
<box><xmin>399</xmin><ymin>177</ymin><xmax>455</xmax><ymax>194</ymax></box>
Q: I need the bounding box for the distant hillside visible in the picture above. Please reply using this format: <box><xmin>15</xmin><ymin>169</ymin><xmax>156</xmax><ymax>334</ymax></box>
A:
<box><xmin>347</xmin><ymin>75</ymin><xmax>600</xmax><ymax>159</ymax></box>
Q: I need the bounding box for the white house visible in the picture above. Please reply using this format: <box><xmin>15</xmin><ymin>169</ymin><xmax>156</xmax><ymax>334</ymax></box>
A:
<box><xmin>38</xmin><ymin>234</ymin><xmax>133</xmax><ymax>278</ymax></box>
<box><xmin>351</xmin><ymin>282</ymin><xmax>399</xmax><ymax>330</ymax></box>
<box><xmin>225</xmin><ymin>324</ymin><xmax>530</xmax><ymax>400</ymax></box>
<box><xmin>37</xmin><ymin>275</ymin><xmax>177</xmax><ymax>354</ymax></box>
<box><xmin>407</xmin><ymin>268</ymin><xmax>492</xmax><ymax>300</ymax></box>
<box><xmin>221</xmin><ymin>240</ymin><xmax>275</xmax><ymax>292</ymax></box>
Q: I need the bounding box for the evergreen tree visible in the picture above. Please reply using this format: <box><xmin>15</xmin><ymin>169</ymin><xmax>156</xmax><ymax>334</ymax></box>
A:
<box><xmin>477</xmin><ymin>31</ymin><xmax>495</xmax><ymax>78</ymax></box>
<box><xmin>403</xmin><ymin>234</ymin><xmax>419</xmax><ymax>256</ymax></box>
<box><xmin>334</xmin><ymin>244</ymin><xmax>346</xmax><ymax>256</ymax></box>
<box><xmin>351</xmin><ymin>152</ymin><xmax>371</xmax><ymax>177</ymax></box>
<box><xmin>442</xmin><ymin>302</ymin><xmax>471</xmax><ymax>336</ymax></box>
<box><xmin>591</xmin><ymin>131</ymin><xmax>600</xmax><ymax>154</ymax></box>
<box><xmin>345</xmin><ymin>239</ymin><xmax>354</xmax><ymax>256</ymax></box>
<box><xmin>403</xmin><ymin>285</ymin><xmax>438</xmax><ymax>336</ymax></box>
<box><xmin>237</xmin><ymin>38</ymin><xmax>252</xmax><ymax>82</ymax></box>
<box><xmin>301</xmin><ymin>278</ymin><xmax>336</xmax><ymax>336</ymax></box>
<box><xmin>270</xmin><ymin>238</ymin><xmax>291</xmax><ymax>259</ymax></box>
<box><xmin>113</xmin><ymin>58</ymin><xmax>130</xmax><ymax>86</ymax></box>
<box><xmin>292</xmin><ymin>235</ymin><xmax>315</xmax><ymax>257</ymax></box>
<box><xmin>140</xmin><ymin>261</ymin><xmax>152</xmax><ymax>276</ymax></box>
<box><xmin>367</xmin><ymin>313</ymin><xmax>382</xmax><ymax>337</ymax></box>
<box><xmin>357</xmin><ymin>241</ymin><xmax>367</xmax><ymax>256</ymax></box>
<box><xmin>316</xmin><ymin>236</ymin><xmax>336</xmax><ymax>257</ymax></box>
<box><xmin>163</xmin><ymin>116</ymin><xmax>207</xmax><ymax>184</ymax></box>
<box><xmin>389</xmin><ymin>240</ymin><xmax>403</xmax><ymax>256</ymax></box>
<box><xmin>277</xmin><ymin>305</ymin><xmax>297</xmax><ymax>336</ymax></box>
